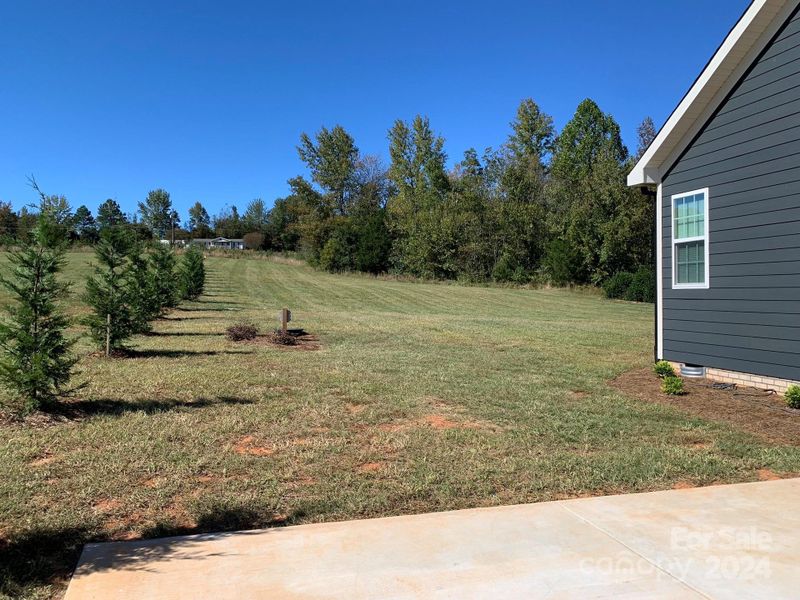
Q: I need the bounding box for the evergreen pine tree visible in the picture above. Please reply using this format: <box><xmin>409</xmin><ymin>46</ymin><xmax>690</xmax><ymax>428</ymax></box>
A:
<box><xmin>179</xmin><ymin>245</ymin><xmax>205</xmax><ymax>300</ymax></box>
<box><xmin>126</xmin><ymin>243</ymin><xmax>160</xmax><ymax>333</ymax></box>
<box><xmin>0</xmin><ymin>217</ymin><xmax>77</xmax><ymax>410</ymax></box>
<box><xmin>149</xmin><ymin>244</ymin><xmax>178</xmax><ymax>313</ymax></box>
<box><xmin>83</xmin><ymin>228</ymin><xmax>136</xmax><ymax>352</ymax></box>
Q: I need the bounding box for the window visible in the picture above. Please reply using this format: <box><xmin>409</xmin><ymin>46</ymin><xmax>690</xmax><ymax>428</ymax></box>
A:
<box><xmin>672</xmin><ymin>189</ymin><xmax>709</xmax><ymax>288</ymax></box>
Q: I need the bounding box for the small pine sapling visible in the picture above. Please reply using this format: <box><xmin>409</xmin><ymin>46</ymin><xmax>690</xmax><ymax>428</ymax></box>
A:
<box><xmin>179</xmin><ymin>245</ymin><xmax>205</xmax><ymax>301</ymax></box>
<box><xmin>149</xmin><ymin>243</ymin><xmax>178</xmax><ymax>313</ymax></box>
<box><xmin>0</xmin><ymin>218</ymin><xmax>77</xmax><ymax>410</ymax></box>
<box><xmin>83</xmin><ymin>228</ymin><xmax>137</xmax><ymax>353</ymax></box>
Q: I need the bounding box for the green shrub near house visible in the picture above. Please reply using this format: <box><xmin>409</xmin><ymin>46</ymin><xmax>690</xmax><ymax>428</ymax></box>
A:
<box><xmin>654</xmin><ymin>360</ymin><xmax>676</xmax><ymax>378</ymax></box>
<box><xmin>661</xmin><ymin>376</ymin><xmax>685</xmax><ymax>396</ymax></box>
<box><xmin>786</xmin><ymin>385</ymin><xmax>800</xmax><ymax>409</ymax></box>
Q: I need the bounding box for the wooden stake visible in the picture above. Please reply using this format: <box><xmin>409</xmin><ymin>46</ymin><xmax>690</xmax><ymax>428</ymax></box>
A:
<box><xmin>105</xmin><ymin>313</ymin><xmax>111</xmax><ymax>357</ymax></box>
<box><xmin>281</xmin><ymin>308</ymin><xmax>288</xmax><ymax>334</ymax></box>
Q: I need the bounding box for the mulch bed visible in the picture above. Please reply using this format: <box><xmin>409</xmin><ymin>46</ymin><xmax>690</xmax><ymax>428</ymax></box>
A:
<box><xmin>248</xmin><ymin>329</ymin><xmax>321</xmax><ymax>351</ymax></box>
<box><xmin>611</xmin><ymin>368</ymin><xmax>800</xmax><ymax>446</ymax></box>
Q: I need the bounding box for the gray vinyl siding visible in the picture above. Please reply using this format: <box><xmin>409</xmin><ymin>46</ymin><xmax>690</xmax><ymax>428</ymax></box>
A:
<box><xmin>661</xmin><ymin>6</ymin><xmax>800</xmax><ymax>382</ymax></box>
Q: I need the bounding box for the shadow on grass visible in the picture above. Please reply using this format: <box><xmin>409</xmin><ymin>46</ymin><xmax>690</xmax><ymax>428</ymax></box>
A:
<box><xmin>174</xmin><ymin>306</ymin><xmax>241</xmax><ymax>313</ymax></box>
<box><xmin>144</xmin><ymin>331</ymin><xmax>216</xmax><ymax>337</ymax></box>
<box><xmin>126</xmin><ymin>349</ymin><xmax>253</xmax><ymax>358</ymax></box>
<box><xmin>0</xmin><ymin>508</ymin><xmax>306</xmax><ymax>597</ymax></box>
<box><xmin>159</xmin><ymin>316</ymin><xmax>218</xmax><ymax>322</ymax></box>
<box><xmin>190</xmin><ymin>299</ymin><xmax>249</xmax><ymax>306</ymax></box>
<box><xmin>49</xmin><ymin>396</ymin><xmax>253</xmax><ymax>418</ymax></box>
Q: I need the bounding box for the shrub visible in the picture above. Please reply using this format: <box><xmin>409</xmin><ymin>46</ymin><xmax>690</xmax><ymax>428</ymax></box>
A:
<box><xmin>785</xmin><ymin>385</ymin><xmax>800</xmax><ymax>409</ymax></box>
<box><xmin>625</xmin><ymin>266</ymin><xmax>656</xmax><ymax>303</ymax></box>
<box><xmin>353</xmin><ymin>211</ymin><xmax>391</xmax><ymax>274</ymax></box>
<box><xmin>542</xmin><ymin>238</ymin><xmax>583</xmax><ymax>286</ymax></box>
<box><xmin>225</xmin><ymin>323</ymin><xmax>258</xmax><ymax>341</ymax></box>
<box><xmin>602</xmin><ymin>271</ymin><xmax>634</xmax><ymax>299</ymax></box>
<box><xmin>492</xmin><ymin>252</ymin><xmax>528</xmax><ymax>284</ymax></box>
<box><xmin>661</xmin><ymin>376</ymin><xmax>685</xmax><ymax>396</ymax></box>
<box><xmin>319</xmin><ymin>234</ymin><xmax>353</xmax><ymax>273</ymax></box>
<box><xmin>653</xmin><ymin>360</ymin><xmax>676</xmax><ymax>378</ymax></box>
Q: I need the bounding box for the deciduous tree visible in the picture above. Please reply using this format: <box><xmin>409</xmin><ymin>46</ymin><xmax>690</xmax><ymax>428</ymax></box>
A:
<box><xmin>138</xmin><ymin>189</ymin><xmax>172</xmax><ymax>239</ymax></box>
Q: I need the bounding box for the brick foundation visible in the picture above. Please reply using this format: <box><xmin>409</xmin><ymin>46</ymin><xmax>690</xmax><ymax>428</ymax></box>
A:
<box><xmin>668</xmin><ymin>362</ymin><xmax>799</xmax><ymax>395</ymax></box>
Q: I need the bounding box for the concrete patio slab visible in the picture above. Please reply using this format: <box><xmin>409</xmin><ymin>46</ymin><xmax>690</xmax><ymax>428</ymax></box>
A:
<box><xmin>65</xmin><ymin>479</ymin><xmax>800</xmax><ymax>599</ymax></box>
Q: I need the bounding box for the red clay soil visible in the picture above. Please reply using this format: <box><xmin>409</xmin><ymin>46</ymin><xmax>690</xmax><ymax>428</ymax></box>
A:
<box><xmin>611</xmin><ymin>368</ymin><xmax>800</xmax><ymax>446</ymax></box>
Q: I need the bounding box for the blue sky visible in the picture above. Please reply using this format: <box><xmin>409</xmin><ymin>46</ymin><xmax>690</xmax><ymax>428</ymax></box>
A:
<box><xmin>1</xmin><ymin>0</ymin><xmax>751</xmax><ymax>221</ymax></box>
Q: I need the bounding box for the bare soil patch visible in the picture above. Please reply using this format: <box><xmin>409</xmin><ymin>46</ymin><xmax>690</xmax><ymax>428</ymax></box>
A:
<box><xmin>28</xmin><ymin>453</ymin><xmax>58</xmax><ymax>467</ymax></box>
<box><xmin>757</xmin><ymin>468</ymin><xmax>782</xmax><ymax>481</ymax></box>
<box><xmin>356</xmin><ymin>462</ymin><xmax>385</xmax><ymax>473</ymax></box>
<box><xmin>612</xmin><ymin>368</ymin><xmax>800</xmax><ymax>446</ymax></box>
<box><xmin>672</xmin><ymin>481</ymin><xmax>697</xmax><ymax>490</ymax></box>
<box><xmin>346</xmin><ymin>403</ymin><xmax>367</xmax><ymax>415</ymax></box>
<box><xmin>378</xmin><ymin>413</ymin><xmax>494</xmax><ymax>433</ymax></box>
<box><xmin>92</xmin><ymin>499</ymin><xmax>122</xmax><ymax>513</ymax></box>
<box><xmin>232</xmin><ymin>435</ymin><xmax>275</xmax><ymax>456</ymax></box>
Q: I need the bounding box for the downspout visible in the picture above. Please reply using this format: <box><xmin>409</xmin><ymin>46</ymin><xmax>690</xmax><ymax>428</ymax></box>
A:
<box><xmin>641</xmin><ymin>186</ymin><xmax>658</xmax><ymax>363</ymax></box>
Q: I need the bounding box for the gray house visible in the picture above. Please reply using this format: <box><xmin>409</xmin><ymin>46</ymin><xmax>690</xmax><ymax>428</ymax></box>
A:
<box><xmin>629</xmin><ymin>0</ymin><xmax>800</xmax><ymax>393</ymax></box>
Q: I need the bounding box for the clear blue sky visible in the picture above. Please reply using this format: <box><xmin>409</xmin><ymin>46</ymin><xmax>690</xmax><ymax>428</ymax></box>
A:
<box><xmin>1</xmin><ymin>0</ymin><xmax>751</xmax><ymax>221</ymax></box>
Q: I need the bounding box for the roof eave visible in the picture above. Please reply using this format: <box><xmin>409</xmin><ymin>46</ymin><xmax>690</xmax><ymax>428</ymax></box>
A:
<box><xmin>627</xmin><ymin>0</ymin><xmax>793</xmax><ymax>188</ymax></box>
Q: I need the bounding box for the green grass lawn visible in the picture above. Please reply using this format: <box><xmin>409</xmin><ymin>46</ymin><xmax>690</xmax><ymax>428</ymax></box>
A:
<box><xmin>2</xmin><ymin>253</ymin><xmax>799</xmax><ymax>599</ymax></box>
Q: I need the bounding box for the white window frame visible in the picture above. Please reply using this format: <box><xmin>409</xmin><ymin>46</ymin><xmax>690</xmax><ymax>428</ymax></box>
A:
<box><xmin>671</xmin><ymin>188</ymin><xmax>710</xmax><ymax>290</ymax></box>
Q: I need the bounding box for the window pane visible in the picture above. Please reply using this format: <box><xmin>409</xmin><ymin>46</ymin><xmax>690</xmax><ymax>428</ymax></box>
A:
<box><xmin>675</xmin><ymin>241</ymin><xmax>705</xmax><ymax>285</ymax></box>
<box><xmin>679</xmin><ymin>263</ymin><xmax>689</xmax><ymax>284</ymax></box>
<box><xmin>674</xmin><ymin>192</ymin><xmax>705</xmax><ymax>240</ymax></box>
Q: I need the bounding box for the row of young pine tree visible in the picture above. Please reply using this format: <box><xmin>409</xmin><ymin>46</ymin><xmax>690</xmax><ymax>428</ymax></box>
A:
<box><xmin>0</xmin><ymin>208</ymin><xmax>205</xmax><ymax>412</ymax></box>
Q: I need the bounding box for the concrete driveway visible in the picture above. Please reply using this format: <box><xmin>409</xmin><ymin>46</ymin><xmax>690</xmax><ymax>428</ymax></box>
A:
<box><xmin>65</xmin><ymin>479</ymin><xmax>799</xmax><ymax>599</ymax></box>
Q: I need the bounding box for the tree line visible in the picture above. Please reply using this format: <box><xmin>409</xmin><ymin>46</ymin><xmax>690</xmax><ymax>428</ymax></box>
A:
<box><xmin>265</xmin><ymin>98</ymin><xmax>656</xmax><ymax>288</ymax></box>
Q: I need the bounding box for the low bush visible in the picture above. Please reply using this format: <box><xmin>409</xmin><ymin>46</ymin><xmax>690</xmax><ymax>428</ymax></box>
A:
<box><xmin>625</xmin><ymin>266</ymin><xmax>656</xmax><ymax>303</ymax></box>
<box><xmin>225</xmin><ymin>323</ymin><xmax>258</xmax><ymax>341</ymax></box>
<box><xmin>602</xmin><ymin>272</ymin><xmax>634</xmax><ymax>300</ymax></box>
<box><xmin>653</xmin><ymin>360</ymin><xmax>676</xmax><ymax>378</ymax></box>
<box><xmin>603</xmin><ymin>266</ymin><xmax>655</xmax><ymax>303</ymax></box>
<box><xmin>492</xmin><ymin>253</ymin><xmax>528</xmax><ymax>284</ymax></box>
<box><xmin>319</xmin><ymin>234</ymin><xmax>353</xmax><ymax>273</ymax></box>
<box><xmin>785</xmin><ymin>385</ymin><xmax>800</xmax><ymax>409</ymax></box>
<box><xmin>661</xmin><ymin>376</ymin><xmax>685</xmax><ymax>396</ymax></box>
